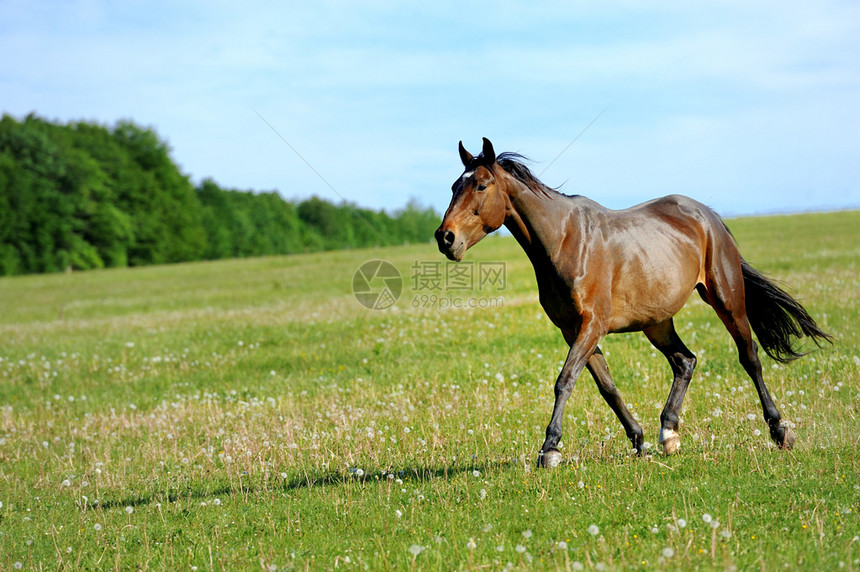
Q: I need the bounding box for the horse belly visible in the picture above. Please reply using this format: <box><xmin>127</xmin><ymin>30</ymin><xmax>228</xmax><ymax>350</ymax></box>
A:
<box><xmin>607</xmin><ymin>258</ymin><xmax>700</xmax><ymax>333</ymax></box>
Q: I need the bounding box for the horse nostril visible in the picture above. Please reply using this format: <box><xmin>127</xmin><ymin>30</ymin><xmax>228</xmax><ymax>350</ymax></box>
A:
<box><xmin>443</xmin><ymin>230</ymin><xmax>455</xmax><ymax>248</ymax></box>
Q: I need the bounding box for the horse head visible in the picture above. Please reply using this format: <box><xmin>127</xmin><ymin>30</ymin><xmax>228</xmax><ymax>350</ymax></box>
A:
<box><xmin>435</xmin><ymin>138</ymin><xmax>509</xmax><ymax>261</ymax></box>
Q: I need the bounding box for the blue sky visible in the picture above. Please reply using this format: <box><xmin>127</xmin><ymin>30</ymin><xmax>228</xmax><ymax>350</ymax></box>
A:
<box><xmin>2</xmin><ymin>0</ymin><xmax>858</xmax><ymax>216</ymax></box>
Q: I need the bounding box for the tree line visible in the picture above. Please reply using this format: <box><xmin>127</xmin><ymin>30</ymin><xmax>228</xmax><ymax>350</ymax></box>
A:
<box><xmin>0</xmin><ymin>114</ymin><xmax>441</xmax><ymax>275</ymax></box>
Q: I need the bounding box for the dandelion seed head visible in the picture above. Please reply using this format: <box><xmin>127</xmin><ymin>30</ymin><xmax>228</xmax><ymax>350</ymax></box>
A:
<box><xmin>125</xmin><ymin>506</ymin><xmax>133</xmax><ymax>515</ymax></box>
<box><xmin>467</xmin><ymin>538</ymin><xmax>477</xmax><ymax>550</ymax></box>
<box><xmin>408</xmin><ymin>544</ymin><xmax>424</xmax><ymax>556</ymax></box>
<box><xmin>678</xmin><ymin>519</ymin><xmax>687</xmax><ymax>528</ymax></box>
<box><xmin>522</xmin><ymin>529</ymin><xmax>532</xmax><ymax>538</ymax></box>
<box><xmin>662</xmin><ymin>547</ymin><xmax>675</xmax><ymax>558</ymax></box>
<box><xmin>515</xmin><ymin>544</ymin><xmax>526</xmax><ymax>553</ymax></box>
<box><xmin>588</xmin><ymin>524</ymin><xmax>600</xmax><ymax>536</ymax></box>
<box><xmin>702</xmin><ymin>513</ymin><xmax>712</xmax><ymax>524</ymax></box>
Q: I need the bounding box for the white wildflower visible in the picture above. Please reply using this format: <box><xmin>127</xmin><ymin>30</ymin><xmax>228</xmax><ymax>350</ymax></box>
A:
<box><xmin>662</xmin><ymin>547</ymin><xmax>674</xmax><ymax>558</ymax></box>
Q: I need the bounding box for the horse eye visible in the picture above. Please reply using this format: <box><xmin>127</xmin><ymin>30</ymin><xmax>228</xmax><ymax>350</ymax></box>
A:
<box><xmin>476</xmin><ymin>184</ymin><xmax>487</xmax><ymax>192</ymax></box>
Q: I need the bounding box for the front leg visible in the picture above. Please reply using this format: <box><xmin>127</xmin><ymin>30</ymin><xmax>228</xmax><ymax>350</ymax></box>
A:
<box><xmin>538</xmin><ymin>319</ymin><xmax>603</xmax><ymax>468</ymax></box>
<box><xmin>586</xmin><ymin>347</ymin><xmax>644</xmax><ymax>454</ymax></box>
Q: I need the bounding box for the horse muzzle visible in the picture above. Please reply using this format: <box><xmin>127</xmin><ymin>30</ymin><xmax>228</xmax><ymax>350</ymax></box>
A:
<box><xmin>435</xmin><ymin>227</ymin><xmax>465</xmax><ymax>261</ymax></box>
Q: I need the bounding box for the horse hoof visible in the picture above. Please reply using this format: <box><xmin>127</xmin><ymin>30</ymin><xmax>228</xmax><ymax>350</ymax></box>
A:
<box><xmin>539</xmin><ymin>449</ymin><xmax>563</xmax><ymax>468</ymax></box>
<box><xmin>779</xmin><ymin>427</ymin><xmax>796</xmax><ymax>450</ymax></box>
<box><xmin>769</xmin><ymin>422</ymin><xmax>796</xmax><ymax>450</ymax></box>
<box><xmin>659</xmin><ymin>428</ymin><xmax>681</xmax><ymax>455</ymax></box>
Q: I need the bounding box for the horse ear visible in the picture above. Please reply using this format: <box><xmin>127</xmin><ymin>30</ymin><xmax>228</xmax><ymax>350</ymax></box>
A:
<box><xmin>482</xmin><ymin>137</ymin><xmax>496</xmax><ymax>164</ymax></box>
<box><xmin>459</xmin><ymin>141</ymin><xmax>473</xmax><ymax>167</ymax></box>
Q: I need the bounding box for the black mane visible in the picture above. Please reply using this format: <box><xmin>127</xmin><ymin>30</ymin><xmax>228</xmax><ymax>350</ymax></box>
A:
<box><xmin>495</xmin><ymin>152</ymin><xmax>557</xmax><ymax>198</ymax></box>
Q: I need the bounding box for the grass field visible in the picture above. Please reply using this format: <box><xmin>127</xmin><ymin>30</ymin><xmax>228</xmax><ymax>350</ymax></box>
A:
<box><xmin>0</xmin><ymin>210</ymin><xmax>858</xmax><ymax>571</ymax></box>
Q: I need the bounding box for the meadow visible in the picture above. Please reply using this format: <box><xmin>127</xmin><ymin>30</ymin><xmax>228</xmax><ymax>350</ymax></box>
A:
<box><xmin>0</xmin><ymin>210</ymin><xmax>858</xmax><ymax>571</ymax></box>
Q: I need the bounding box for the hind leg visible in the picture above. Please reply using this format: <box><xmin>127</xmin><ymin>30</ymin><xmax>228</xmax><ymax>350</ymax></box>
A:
<box><xmin>729</xmin><ymin>322</ymin><xmax>794</xmax><ymax>448</ymax></box>
<box><xmin>701</xmin><ymin>281</ymin><xmax>795</xmax><ymax>449</ymax></box>
<box><xmin>586</xmin><ymin>347</ymin><xmax>644</xmax><ymax>454</ymax></box>
<box><xmin>644</xmin><ymin>319</ymin><xmax>697</xmax><ymax>455</ymax></box>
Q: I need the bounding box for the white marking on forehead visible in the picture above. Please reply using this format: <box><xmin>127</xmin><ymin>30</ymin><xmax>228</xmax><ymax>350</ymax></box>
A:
<box><xmin>460</xmin><ymin>170</ymin><xmax>475</xmax><ymax>180</ymax></box>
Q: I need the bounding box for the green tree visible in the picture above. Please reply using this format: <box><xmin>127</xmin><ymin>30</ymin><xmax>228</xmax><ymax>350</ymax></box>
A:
<box><xmin>112</xmin><ymin>121</ymin><xmax>207</xmax><ymax>264</ymax></box>
<box><xmin>0</xmin><ymin>114</ymin><xmax>439</xmax><ymax>275</ymax></box>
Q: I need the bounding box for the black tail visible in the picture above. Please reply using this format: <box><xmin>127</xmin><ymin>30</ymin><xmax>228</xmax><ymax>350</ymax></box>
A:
<box><xmin>741</xmin><ymin>259</ymin><xmax>833</xmax><ymax>363</ymax></box>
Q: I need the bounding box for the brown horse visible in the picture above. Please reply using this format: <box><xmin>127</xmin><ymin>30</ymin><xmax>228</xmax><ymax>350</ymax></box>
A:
<box><xmin>436</xmin><ymin>138</ymin><xmax>831</xmax><ymax>467</ymax></box>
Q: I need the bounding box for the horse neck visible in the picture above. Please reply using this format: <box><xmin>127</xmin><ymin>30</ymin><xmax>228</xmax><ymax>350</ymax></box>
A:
<box><xmin>501</xmin><ymin>177</ymin><xmax>565</xmax><ymax>263</ymax></box>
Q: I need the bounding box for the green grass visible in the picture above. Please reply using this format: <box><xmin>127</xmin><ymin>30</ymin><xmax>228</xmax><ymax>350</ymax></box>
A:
<box><xmin>1</xmin><ymin>210</ymin><xmax>858</xmax><ymax>570</ymax></box>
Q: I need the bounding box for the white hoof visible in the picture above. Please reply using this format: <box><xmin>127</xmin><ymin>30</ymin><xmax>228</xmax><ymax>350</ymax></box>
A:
<box><xmin>541</xmin><ymin>449</ymin><xmax>563</xmax><ymax>468</ymax></box>
<box><xmin>780</xmin><ymin>426</ymin><xmax>796</xmax><ymax>450</ymax></box>
<box><xmin>659</xmin><ymin>428</ymin><xmax>681</xmax><ymax>455</ymax></box>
